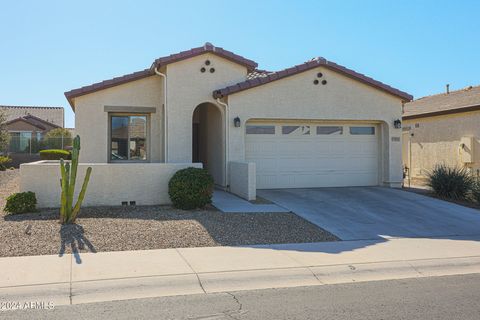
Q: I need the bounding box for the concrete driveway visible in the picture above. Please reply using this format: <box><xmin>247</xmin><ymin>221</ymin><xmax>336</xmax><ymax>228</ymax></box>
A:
<box><xmin>258</xmin><ymin>187</ymin><xmax>480</xmax><ymax>240</ymax></box>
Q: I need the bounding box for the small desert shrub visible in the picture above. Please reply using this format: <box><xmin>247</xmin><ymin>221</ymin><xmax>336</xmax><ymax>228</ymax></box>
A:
<box><xmin>168</xmin><ymin>167</ymin><xmax>214</xmax><ymax>210</ymax></box>
<box><xmin>4</xmin><ymin>192</ymin><xmax>37</xmax><ymax>214</ymax></box>
<box><xmin>427</xmin><ymin>165</ymin><xmax>473</xmax><ymax>200</ymax></box>
<box><xmin>0</xmin><ymin>155</ymin><xmax>11</xmax><ymax>171</ymax></box>
<box><xmin>40</xmin><ymin>149</ymin><xmax>71</xmax><ymax>160</ymax></box>
<box><xmin>472</xmin><ymin>181</ymin><xmax>480</xmax><ymax>204</ymax></box>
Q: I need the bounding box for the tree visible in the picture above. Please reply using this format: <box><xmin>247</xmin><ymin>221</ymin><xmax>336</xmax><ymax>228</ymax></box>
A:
<box><xmin>0</xmin><ymin>110</ymin><xmax>10</xmax><ymax>153</ymax></box>
<box><xmin>44</xmin><ymin>128</ymin><xmax>72</xmax><ymax>149</ymax></box>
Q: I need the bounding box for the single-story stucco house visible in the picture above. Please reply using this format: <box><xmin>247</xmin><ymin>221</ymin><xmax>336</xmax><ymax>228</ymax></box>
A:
<box><xmin>403</xmin><ymin>85</ymin><xmax>480</xmax><ymax>185</ymax></box>
<box><xmin>21</xmin><ymin>43</ymin><xmax>412</xmax><ymax>207</ymax></box>
<box><xmin>1</xmin><ymin>105</ymin><xmax>65</xmax><ymax>166</ymax></box>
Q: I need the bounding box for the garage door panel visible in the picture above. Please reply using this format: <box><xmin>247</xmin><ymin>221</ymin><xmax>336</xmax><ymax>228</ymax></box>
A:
<box><xmin>246</xmin><ymin>122</ymin><xmax>379</xmax><ymax>189</ymax></box>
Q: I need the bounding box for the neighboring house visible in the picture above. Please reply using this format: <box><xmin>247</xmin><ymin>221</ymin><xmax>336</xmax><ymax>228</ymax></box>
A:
<box><xmin>1</xmin><ymin>106</ymin><xmax>64</xmax><ymax>166</ymax></box>
<box><xmin>403</xmin><ymin>85</ymin><xmax>480</xmax><ymax>184</ymax></box>
<box><xmin>22</xmin><ymin>43</ymin><xmax>412</xmax><ymax>207</ymax></box>
<box><xmin>6</xmin><ymin>114</ymin><xmax>60</xmax><ymax>153</ymax></box>
<box><xmin>1</xmin><ymin>105</ymin><xmax>64</xmax><ymax>127</ymax></box>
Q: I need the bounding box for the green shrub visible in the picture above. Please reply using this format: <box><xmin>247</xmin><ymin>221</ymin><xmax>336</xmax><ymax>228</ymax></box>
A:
<box><xmin>40</xmin><ymin>149</ymin><xmax>71</xmax><ymax>160</ymax></box>
<box><xmin>472</xmin><ymin>181</ymin><xmax>480</xmax><ymax>204</ymax></box>
<box><xmin>168</xmin><ymin>167</ymin><xmax>214</xmax><ymax>209</ymax></box>
<box><xmin>4</xmin><ymin>192</ymin><xmax>37</xmax><ymax>214</ymax></box>
<box><xmin>427</xmin><ymin>165</ymin><xmax>473</xmax><ymax>200</ymax></box>
<box><xmin>0</xmin><ymin>155</ymin><xmax>11</xmax><ymax>171</ymax></box>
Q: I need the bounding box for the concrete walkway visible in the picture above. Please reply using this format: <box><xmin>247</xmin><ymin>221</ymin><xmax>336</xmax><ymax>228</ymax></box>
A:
<box><xmin>1</xmin><ymin>236</ymin><xmax>480</xmax><ymax>306</ymax></box>
<box><xmin>212</xmin><ymin>190</ymin><xmax>289</xmax><ymax>213</ymax></box>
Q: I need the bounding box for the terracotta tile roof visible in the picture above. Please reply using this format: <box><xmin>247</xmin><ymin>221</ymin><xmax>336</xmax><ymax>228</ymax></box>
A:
<box><xmin>65</xmin><ymin>43</ymin><xmax>258</xmax><ymax>109</ymax></box>
<box><xmin>151</xmin><ymin>42</ymin><xmax>257</xmax><ymax>72</ymax></box>
<box><xmin>403</xmin><ymin>85</ymin><xmax>480</xmax><ymax>119</ymax></box>
<box><xmin>213</xmin><ymin>57</ymin><xmax>412</xmax><ymax>101</ymax></box>
<box><xmin>64</xmin><ymin>69</ymin><xmax>153</xmax><ymax>109</ymax></box>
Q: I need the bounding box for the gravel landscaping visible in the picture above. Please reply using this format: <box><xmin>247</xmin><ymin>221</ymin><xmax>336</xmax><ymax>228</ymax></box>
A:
<box><xmin>0</xmin><ymin>170</ymin><xmax>338</xmax><ymax>258</ymax></box>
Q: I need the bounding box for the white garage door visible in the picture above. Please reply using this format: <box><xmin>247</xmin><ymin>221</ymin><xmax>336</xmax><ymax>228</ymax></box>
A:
<box><xmin>245</xmin><ymin>122</ymin><xmax>379</xmax><ymax>189</ymax></box>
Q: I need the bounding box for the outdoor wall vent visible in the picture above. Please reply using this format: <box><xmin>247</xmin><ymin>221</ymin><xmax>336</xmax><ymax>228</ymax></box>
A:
<box><xmin>313</xmin><ymin>79</ymin><xmax>319</xmax><ymax>85</ymax></box>
<box><xmin>121</xmin><ymin>201</ymin><xmax>128</xmax><ymax>206</ymax></box>
<box><xmin>205</xmin><ymin>60</ymin><xmax>211</xmax><ymax>65</ymax></box>
<box><xmin>317</xmin><ymin>72</ymin><xmax>323</xmax><ymax>78</ymax></box>
<box><xmin>200</xmin><ymin>67</ymin><xmax>206</xmax><ymax>73</ymax></box>
<box><xmin>321</xmin><ymin>80</ymin><xmax>327</xmax><ymax>85</ymax></box>
<box><xmin>129</xmin><ymin>201</ymin><xmax>136</xmax><ymax>206</ymax></box>
<box><xmin>210</xmin><ymin>68</ymin><xmax>215</xmax><ymax>73</ymax></box>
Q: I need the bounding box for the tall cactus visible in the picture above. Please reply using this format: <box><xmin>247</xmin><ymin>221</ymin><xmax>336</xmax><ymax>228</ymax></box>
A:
<box><xmin>59</xmin><ymin>135</ymin><xmax>92</xmax><ymax>224</ymax></box>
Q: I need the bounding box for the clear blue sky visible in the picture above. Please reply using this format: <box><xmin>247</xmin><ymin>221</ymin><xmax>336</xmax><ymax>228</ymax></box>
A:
<box><xmin>1</xmin><ymin>0</ymin><xmax>479</xmax><ymax>128</ymax></box>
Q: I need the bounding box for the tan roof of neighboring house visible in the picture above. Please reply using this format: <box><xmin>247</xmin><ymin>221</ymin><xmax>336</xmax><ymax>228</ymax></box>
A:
<box><xmin>6</xmin><ymin>114</ymin><xmax>60</xmax><ymax>131</ymax></box>
<box><xmin>403</xmin><ymin>85</ymin><xmax>480</xmax><ymax>119</ymax></box>
<box><xmin>213</xmin><ymin>57</ymin><xmax>413</xmax><ymax>101</ymax></box>
<box><xmin>0</xmin><ymin>105</ymin><xmax>64</xmax><ymax>127</ymax></box>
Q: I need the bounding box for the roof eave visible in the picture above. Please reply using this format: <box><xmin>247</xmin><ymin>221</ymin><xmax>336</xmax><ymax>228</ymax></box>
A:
<box><xmin>403</xmin><ymin>104</ymin><xmax>480</xmax><ymax>120</ymax></box>
<box><xmin>150</xmin><ymin>43</ymin><xmax>258</xmax><ymax>72</ymax></box>
<box><xmin>213</xmin><ymin>59</ymin><xmax>412</xmax><ymax>101</ymax></box>
<box><xmin>6</xmin><ymin>117</ymin><xmax>47</xmax><ymax>130</ymax></box>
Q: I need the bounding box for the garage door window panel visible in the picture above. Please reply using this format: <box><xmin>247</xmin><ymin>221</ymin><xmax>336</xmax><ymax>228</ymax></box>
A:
<box><xmin>317</xmin><ymin>126</ymin><xmax>343</xmax><ymax>135</ymax></box>
<box><xmin>282</xmin><ymin>126</ymin><xmax>310</xmax><ymax>135</ymax></box>
<box><xmin>246</xmin><ymin>125</ymin><xmax>275</xmax><ymax>134</ymax></box>
<box><xmin>350</xmin><ymin>126</ymin><xmax>375</xmax><ymax>135</ymax></box>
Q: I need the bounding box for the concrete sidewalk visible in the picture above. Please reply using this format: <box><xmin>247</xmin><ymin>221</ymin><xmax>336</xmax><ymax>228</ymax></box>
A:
<box><xmin>1</xmin><ymin>236</ymin><xmax>480</xmax><ymax>306</ymax></box>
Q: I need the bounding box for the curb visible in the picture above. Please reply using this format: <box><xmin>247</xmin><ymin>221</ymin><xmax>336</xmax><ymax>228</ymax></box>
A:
<box><xmin>1</xmin><ymin>256</ymin><xmax>479</xmax><ymax>307</ymax></box>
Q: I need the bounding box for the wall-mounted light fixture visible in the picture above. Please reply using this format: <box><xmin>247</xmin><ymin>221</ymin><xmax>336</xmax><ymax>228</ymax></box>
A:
<box><xmin>233</xmin><ymin>117</ymin><xmax>241</xmax><ymax>127</ymax></box>
<box><xmin>393</xmin><ymin>119</ymin><xmax>402</xmax><ymax>129</ymax></box>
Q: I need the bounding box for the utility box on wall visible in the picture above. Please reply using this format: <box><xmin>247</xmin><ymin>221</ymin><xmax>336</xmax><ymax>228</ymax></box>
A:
<box><xmin>460</xmin><ymin>136</ymin><xmax>474</xmax><ymax>164</ymax></box>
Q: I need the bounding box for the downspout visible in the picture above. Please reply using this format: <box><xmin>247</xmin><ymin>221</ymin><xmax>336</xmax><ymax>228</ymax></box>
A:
<box><xmin>216</xmin><ymin>98</ymin><xmax>229</xmax><ymax>188</ymax></box>
<box><xmin>154</xmin><ymin>67</ymin><xmax>168</xmax><ymax>162</ymax></box>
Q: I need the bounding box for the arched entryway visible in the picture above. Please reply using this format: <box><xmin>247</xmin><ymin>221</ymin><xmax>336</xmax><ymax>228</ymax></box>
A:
<box><xmin>192</xmin><ymin>102</ymin><xmax>225</xmax><ymax>186</ymax></box>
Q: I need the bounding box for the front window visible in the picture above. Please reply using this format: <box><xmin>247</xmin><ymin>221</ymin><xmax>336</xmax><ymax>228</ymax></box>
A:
<box><xmin>110</xmin><ymin>115</ymin><xmax>147</xmax><ymax>161</ymax></box>
<box><xmin>9</xmin><ymin>132</ymin><xmax>32</xmax><ymax>153</ymax></box>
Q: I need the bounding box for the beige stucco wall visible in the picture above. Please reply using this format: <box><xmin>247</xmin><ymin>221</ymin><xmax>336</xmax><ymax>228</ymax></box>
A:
<box><xmin>229</xmin><ymin>161</ymin><xmax>256</xmax><ymax>200</ymax></box>
<box><xmin>403</xmin><ymin>111</ymin><xmax>480</xmax><ymax>178</ymax></box>
<box><xmin>166</xmin><ymin>53</ymin><xmax>247</xmax><ymax>167</ymax></box>
<box><xmin>74</xmin><ymin>75</ymin><xmax>164</xmax><ymax>163</ymax></box>
<box><xmin>20</xmin><ymin>161</ymin><xmax>202</xmax><ymax>207</ymax></box>
<box><xmin>70</xmin><ymin>54</ymin><xmax>404</xmax><ymax>189</ymax></box>
<box><xmin>226</xmin><ymin>66</ymin><xmax>404</xmax><ymax>187</ymax></box>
